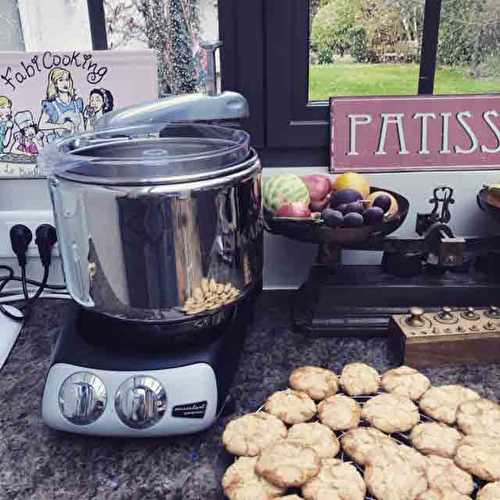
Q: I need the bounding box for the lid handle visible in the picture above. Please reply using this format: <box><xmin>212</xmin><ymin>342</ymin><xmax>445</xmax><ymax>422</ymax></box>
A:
<box><xmin>94</xmin><ymin>41</ymin><xmax>249</xmax><ymax>131</ymax></box>
<box><xmin>200</xmin><ymin>40</ymin><xmax>223</xmax><ymax>96</ymax></box>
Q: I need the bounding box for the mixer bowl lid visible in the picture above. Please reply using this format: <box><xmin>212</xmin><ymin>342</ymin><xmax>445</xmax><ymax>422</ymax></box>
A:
<box><xmin>38</xmin><ymin>123</ymin><xmax>252</xmax><ymax>186</ymax></box>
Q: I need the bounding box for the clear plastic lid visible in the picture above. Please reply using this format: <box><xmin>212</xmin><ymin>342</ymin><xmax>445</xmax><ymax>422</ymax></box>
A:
<box><xmin>38</xmin><ymin>123</ymin><xmax>252</xmax><ymax>186</ymax></box>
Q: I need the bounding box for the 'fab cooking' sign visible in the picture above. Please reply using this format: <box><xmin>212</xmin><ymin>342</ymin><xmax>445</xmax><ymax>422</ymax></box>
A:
<box><xmin>330</xmin><ymin>95</ymin><xmax>500</xmax><ymax>173</ymax></box>
<box><xmin>0</xmin><ymin>50</ymin><xmax>158</xmax><ymax>178</ymax></box>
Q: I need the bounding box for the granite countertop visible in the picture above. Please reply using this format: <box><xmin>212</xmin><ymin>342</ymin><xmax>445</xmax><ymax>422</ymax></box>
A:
<box><xmin>1</xmin><ymin>293</ymin><xmax>499</xmax><ymax>500</ymax></box>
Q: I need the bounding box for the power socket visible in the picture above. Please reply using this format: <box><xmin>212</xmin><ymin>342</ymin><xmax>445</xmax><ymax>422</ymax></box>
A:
<box><xmin>0</xmin><ymin>210</ymin><xmax>59</xmax><ymax>258</ymax></box>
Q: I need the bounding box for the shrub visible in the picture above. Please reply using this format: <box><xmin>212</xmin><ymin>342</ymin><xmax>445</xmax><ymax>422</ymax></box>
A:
<box><xmin>349</xmin><ymin>25</ymin><xmax>368</xmax><ymax>62</ymax></box>
<box><xmin>311</xmin><ymin>0</ymin><xmax>362</xmax><ymax>62</ymax></box>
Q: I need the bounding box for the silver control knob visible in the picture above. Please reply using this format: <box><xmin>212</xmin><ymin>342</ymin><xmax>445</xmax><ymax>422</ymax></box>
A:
<box><xmin>58</xmin><ymin>372</ymin><xmax>107</xmax><ymax>425</ymax></box>
<box><xmin>115</xmin><ymin>376</ymin><xmax>166</xmax><ymax>429</ymax></box>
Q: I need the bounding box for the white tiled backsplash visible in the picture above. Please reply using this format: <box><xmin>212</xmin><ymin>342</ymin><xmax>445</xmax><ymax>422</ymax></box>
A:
<box><xmin>1</xmin><ymin>169</ymin><xmax>499</xmax><ymax>291</ymax></box>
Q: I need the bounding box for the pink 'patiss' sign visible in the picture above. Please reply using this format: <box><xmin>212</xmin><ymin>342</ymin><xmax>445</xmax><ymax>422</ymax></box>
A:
<box><xmin>330</xmin><ymin>95</ymin><xmax>500</xmax><ymax>173</ymax></box>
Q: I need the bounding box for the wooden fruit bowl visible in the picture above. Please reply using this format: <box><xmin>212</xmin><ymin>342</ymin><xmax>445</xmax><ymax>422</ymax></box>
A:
<box><xmin>264</xmin><ymin>187</ymin><xmax>409</xmax><ymax>246</ymax></box>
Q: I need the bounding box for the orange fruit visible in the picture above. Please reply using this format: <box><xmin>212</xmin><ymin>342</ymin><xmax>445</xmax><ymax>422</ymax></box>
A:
<box><xmin>332</xmin><ymin>172</ymin><xmax>370</xmax><ymax>199</ymax></box>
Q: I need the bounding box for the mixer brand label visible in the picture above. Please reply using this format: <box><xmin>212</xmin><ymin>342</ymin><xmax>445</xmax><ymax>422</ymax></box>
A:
<box><xmin>172</xmin><ymin>401</ymin><xmax>208</xmax><ymax>419</ymax></box>
<box><xmin>330</xmin><ymin>94</ymin><xmax>500</xmax><ymax>173</ymax></box>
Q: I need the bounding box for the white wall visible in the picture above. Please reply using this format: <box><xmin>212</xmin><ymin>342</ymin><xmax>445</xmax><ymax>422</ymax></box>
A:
<box><xmin>0</xmin><ymin>0</ymin><xmax>25</xmax><ymax>50</ymax></box>
<box><xmin>17</xmin><ymin>0</ymin><xmax>92</xmax><ymax>51</ymax></box>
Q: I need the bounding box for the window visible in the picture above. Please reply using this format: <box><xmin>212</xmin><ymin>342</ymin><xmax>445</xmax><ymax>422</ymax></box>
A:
<box><xmin>101</xmin><ymin>0</ymin><xmax>219</xmax><ymax>96</ymax></box>
<box><xmin>309</xmin><ymin>0</ymin><xmax>425</xmax><ymax>100</ymax></box>
<box><xmin>87</xmin><ymin>0</ymin><xmax>500</xmax><ymax>166</ymax></box>
<box><xmin>434</xmin><ymin>0</ymin><xmax>500</xmax><ymax>94</ymax></box>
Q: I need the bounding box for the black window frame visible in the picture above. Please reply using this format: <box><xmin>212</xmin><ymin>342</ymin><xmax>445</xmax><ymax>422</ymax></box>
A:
<box><xmin>88</xmin><ymin>0</ymin><xmax>443</xmax><ymax>166</ymax></box>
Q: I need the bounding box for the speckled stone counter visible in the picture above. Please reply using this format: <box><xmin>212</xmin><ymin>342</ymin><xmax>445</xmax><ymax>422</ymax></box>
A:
<box><xmin>1</xmin><ymin>294</ymin><xmax>499</xmax><ymax>499</ymax></box>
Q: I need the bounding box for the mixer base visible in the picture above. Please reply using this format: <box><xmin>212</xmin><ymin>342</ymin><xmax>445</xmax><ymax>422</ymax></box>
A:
<box><xmin>41</xmin><ymin>296</ymin><xmax>254</xmax><ymax>436</ymax></box>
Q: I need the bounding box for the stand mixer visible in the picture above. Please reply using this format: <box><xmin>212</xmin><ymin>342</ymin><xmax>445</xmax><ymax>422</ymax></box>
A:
<box><xmin>39</xmin><ymin>43</ymin><xmax>264</xmax><ymax>436</ymax></box>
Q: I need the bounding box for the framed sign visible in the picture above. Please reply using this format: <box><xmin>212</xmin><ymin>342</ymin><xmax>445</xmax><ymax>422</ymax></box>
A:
<box><xmin>330</xmin><ymin>95</ymin><xmax>500</xmax><ymax>173</ymax></box>
<box><xmin>0</xmin><ymin>50</ymin><xmax>158</xmax><ymax>179</ymax></box>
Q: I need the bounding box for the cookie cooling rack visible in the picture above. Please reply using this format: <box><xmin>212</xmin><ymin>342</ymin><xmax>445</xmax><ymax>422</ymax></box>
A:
<box><xmin>217</xmin><ymin>391</ymin><xmax>486</xmax><ymax>500</ymax></box>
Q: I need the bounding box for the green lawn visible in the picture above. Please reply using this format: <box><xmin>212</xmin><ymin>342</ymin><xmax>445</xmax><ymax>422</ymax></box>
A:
<box><xmin>309</xmin><ymin>63</ymin><xmax>500</xmax><ymax>101</ymax></box>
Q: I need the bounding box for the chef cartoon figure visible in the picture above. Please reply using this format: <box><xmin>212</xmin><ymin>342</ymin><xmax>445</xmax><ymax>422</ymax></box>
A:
<box><xmin>38</xmin><ymin>67</ymin><xmax>85</xmax><ymax>142</ymax></box>
<box><xmin>13</xmin><ymin>110</ymin><xmax>45</xmax><ymax>156</ymax></box>
<box><xmin>0</xmin><ymin>96</ymin><xmax>14</xmax><ymax>154</ymax></box>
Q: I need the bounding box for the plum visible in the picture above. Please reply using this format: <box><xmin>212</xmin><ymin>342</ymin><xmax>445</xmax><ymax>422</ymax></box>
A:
<box><xmin>367</xmin><ymin>191</ymin><xmax>399</xmax><ymax>218</ymax></box>
<box><xmin>343</xmin><ymin>212</ymin><xmax>364</xmax><ymax>227</ymax></box>
<box><xmin>322</xmin><ymin>208</ymin><xmax>344</xmax><ymax>227</ymax></box>
<box><xmin>330</xmin><ymin>189</ymin><xmax>363</xmax><ymax>209</ymax></box>
<box><xmin>336</xmin><ymin>203</ymin><xmax>350</xmax><ymax>215</ymax></box>
<box><xmin>372</xmin><ymin>194</ymin><xmax>392</xmax><ymax>212</ymax></box>
<box><xmin>276</xmin><ymin>201</ymin><xmax>311</xmax><ymax>218</ymax></box>
<box><xmin>364</xmin><ymin>206</ymin><xmax>384</xmax><ymax>225</ymax></box>
<box><xmin>345</xmin><ymin>201</ymin><xmax>365</xmax><ymax>214</ymax></box>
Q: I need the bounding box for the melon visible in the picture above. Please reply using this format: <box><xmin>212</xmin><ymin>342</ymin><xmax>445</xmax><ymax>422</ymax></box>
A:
<box><xmin>263</xmin><ymin>174</ymin><xmax>310</xmax><ymax>213</ymax></box>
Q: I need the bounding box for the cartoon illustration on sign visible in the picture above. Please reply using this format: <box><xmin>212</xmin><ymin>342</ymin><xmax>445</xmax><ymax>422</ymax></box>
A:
<box><xmin>0</xmin><ymin>49</ymin><xmax>158</xmax><ymax>178</ymax></box>
<box><xmin>0</xmin><ymin>96</ymin><xmax>13</xmax><ymax>154</ymax></box>
<box><xmin>13</xmin><ymin>110</ymin><xmax>44</xmax><ymax>156</ymax></box>
<box><xmin>84</xmin><ymin>88</ymin><xmax>114</xmax><ymax>131</ymax></box>
<box><xmin>39</xmin><ymin>67</ymin><xmax>85</xmax><ymax>141</ymax></box>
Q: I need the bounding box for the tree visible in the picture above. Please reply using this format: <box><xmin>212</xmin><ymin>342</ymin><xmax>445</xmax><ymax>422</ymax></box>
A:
<box><xmin>438</xmin><ymin>0</ymin><xmax>500</xmax><ymax>68</ymax></box>
<box><xmin>104</xmin><ymin>0</ymin><xmax>200</xmax><ymax>95</ymax></box>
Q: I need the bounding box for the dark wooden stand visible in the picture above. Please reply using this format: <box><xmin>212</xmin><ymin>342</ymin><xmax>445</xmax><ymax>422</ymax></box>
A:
<box><xmin>292</xmin><ymin>242</ymin><xmax>500</xmax><ymax>337</ymax></box>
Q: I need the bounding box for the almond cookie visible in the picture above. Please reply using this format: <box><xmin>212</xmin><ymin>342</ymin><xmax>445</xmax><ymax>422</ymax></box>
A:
<box><xmin>255</xmin><ymin>440</ymin><xmax>321</xmax><ymax>488</ymax></box>
<box><xmin>456</xmin><ymin>398</ymin><xmax>500</xmax><ymax>437</ymax></box>
<box><xmin>318</xmin><ymin>394</ymin><xmax>361</xmax><ymax>431</ymax></box>
<box><xmin>289</xmin><ymin>366</ymin><xmax>339</xmax><ymax>401</ymax></box>
<box><xmin>339</xmin><ymin>362</ymin><xmax>380</xmax><ymax>396</ymax></box>
<box><xmin>223</xmin><ymin>412</ymin><xmax>288</xmax><ymax>457</ymax></box>
<box><xmin>301</xmin><ymin>458</ymin><xmax>366</xmax><ymax>500</ymax></box>
<box><xmin>410</xmin><ymin>423</ymin><xmax>463</xmax><ymax>458</ymax></box>
<box><xmin>419</xmin><ymin>385</ymin><xmax>480</xmax><ymax>425</ymax></box>
<box><xmin>477</xmin><ymin>481</ymin><xmax>500</xmax><ymax>500</ymax></box>
<box><xmin>365</xmin><ymin>446</ymin><xmax>428</xmax><ymax>500</ymax></box>
<box><xmin>265</xmin><ymin>389</ymin><xmax>316</xmax><ymax>425</ymax></box>
<box><xmin>417</xmin><ymin>490</ymin><xmax>471</xmax><ymax>500</ymax></box>
<box><xmin>340</xmin><ymin>427</ymin><xmax>399</xmax><ymax>466</ymax></box>
<box><xmin>454</xmin><ymin>434</ymin><xmax>500</xmax><ymax>481</ymax></box>
<box><xmin>361</xmin><ymin>393</ymin><xmax>420</xmax><ymax>433</ymax></box>
<box><xmin>425</xmin><ymin>455</ymin><xmax>474</xmax><ymax>496</ymax></box>
<box><xmin>381</xmin><ymin>366</ymin><xmax>431</xmax><ymax>401</ymax></box>
<box><xmin>222</xmin><ymin>456</ymin><xmax>285</xmax><ymax>500</ymax></box>
<box><xmin>287</xmin><ymin>422</ymin><xmax>340</xmax><ymax>459</ymax></box>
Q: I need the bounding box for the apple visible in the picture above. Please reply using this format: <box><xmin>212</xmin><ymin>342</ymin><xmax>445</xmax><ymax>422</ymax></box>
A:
<box><xmin>276</xmin><ymin>201</ymin><xmax>311</xmax><ymax>218</ymax></box>
<box><xmin>302</xmin><ymin>175</ymin><xmax>332</xmax><ymax>199</ymax></box>
<box><xmin>302</xmin><ymin>175</ymin><xmax>332</xmax><ymax>210</ymax></box>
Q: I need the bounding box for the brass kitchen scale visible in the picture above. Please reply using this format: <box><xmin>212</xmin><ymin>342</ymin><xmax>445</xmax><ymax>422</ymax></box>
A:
<box><xmin>265</xmin><ymin>185</ymin><xmax>500</xmax><ymax>338</ymax></box>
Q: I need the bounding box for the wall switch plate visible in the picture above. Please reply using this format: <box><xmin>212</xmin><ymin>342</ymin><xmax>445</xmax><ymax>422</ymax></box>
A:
<box><xmin>0</xmin><ymin>210</ymin><xmax>58</xmax><ymax>258</ymax></box>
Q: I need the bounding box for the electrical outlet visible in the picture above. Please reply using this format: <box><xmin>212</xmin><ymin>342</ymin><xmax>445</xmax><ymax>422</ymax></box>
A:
<box><xmin>0</xmin><ymin>210</ymin><xmax>58</xmax><ymax>258</ymax></box>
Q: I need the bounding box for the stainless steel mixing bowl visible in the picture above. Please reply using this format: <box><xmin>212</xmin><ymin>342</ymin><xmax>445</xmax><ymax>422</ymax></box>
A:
<box><xmin>40</xmin><ymin>123</ymin><xmax>263</xmax><ymax>323</ymax></box>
